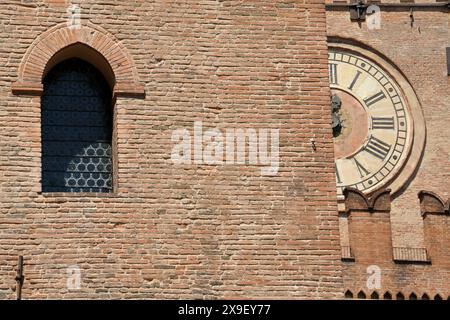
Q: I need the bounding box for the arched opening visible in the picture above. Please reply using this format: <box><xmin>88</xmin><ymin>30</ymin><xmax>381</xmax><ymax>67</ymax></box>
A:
<box><xmin>421</xmin><ymin>293</ymin><xmax>430</xmax><ymax>300</ymax></box>
<box><xmin>434</xmin><ymin>294</ymin><xmax>442</xmax><ymax>300</ymax></box>
<box><xmin>396</xmin><ymin>292</ymin><xmax>405</xmax><ymax>300</ymax></box>
<box><xmin>41</xmin><ymin>58</ymin><xmax>113</xmax><ymax>193</ymax></box>
<box><xmin>357</xmin><ymin>290</ymin><xmax>366</xmax><ymax>299</ymax></box>
<box><xmin>409</xmin><ymin>293</ymin><xmax>417</xmax><ymax>300</ymax></box>
<box><xmin>344</xmin><ymin>290</ymin><xmax>353</xmax><ymax>299</ymax></box>
<box><xmin>370</xmin><ymin>291</ymin><xmax>379</xmax><ymax>299</ymax></box>
<box><xmin>383</xmin><ymin>292</ymin><xmax>392</xmax><ymax>300</ymax></box>
<box><xmin>43</xmin><ymin>43</ymin><xmax>116</xmax><ymax>92</ymax></box>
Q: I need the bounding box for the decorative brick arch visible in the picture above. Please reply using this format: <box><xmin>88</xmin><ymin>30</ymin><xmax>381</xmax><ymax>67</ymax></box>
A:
<box><xmin>343</xmin><ymin>187</ymin><xmax>392</xmax><ymax>213</ymax></box>
<box><xmin>12</xmin><ymin>22</ymin><xmax>144</xmax><ymax>97</ymax></box>
<box><xmin>419</xmin><ymin>190</ymin><xmax>450</xmax><ymax>217</ymax></box>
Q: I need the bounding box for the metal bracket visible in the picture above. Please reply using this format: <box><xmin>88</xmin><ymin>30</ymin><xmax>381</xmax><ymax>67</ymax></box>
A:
<box><xmin>349</xmin><ymin>1</ymin><xmax>368</xmax><ymax>21</ymax></box>
<box><xmin>15</xmin><ymin>256</ymin><xmax>24</xmax><ymax>300</ymax></box>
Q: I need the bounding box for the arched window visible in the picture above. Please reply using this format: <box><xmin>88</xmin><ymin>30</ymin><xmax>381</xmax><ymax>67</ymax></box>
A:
<box><xmin>41</xmin><ymin>58</ymin><xmax>113</xmax><ymax>193</ymax></box>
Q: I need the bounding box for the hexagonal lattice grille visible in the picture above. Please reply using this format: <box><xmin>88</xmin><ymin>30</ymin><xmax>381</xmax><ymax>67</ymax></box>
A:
<box><xmin>41</xmin><ymin>58</ymin><xmax>112</xmax><ymax>192</ymax></box>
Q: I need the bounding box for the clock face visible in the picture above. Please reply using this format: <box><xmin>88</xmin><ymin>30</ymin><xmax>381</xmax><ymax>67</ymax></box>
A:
<box><xmin>328</xmin><ymin>50</ymin><xmax>413</xmax><ymax>196</ymax></box>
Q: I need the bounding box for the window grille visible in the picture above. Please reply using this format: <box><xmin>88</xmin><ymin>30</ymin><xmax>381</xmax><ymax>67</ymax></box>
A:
<box><xmin>41</xmin><ymin>58</ymin><xmax>112</xmax><ymax>192</ymax></box>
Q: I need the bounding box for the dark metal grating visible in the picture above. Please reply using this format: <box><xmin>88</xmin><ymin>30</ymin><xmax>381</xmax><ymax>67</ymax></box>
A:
<box><xmin>41</xmin><ymin>58</ymin><xmax>112</xmax><ymax>193</ymax></box>
<box><xmin>447</xmin><ymin>47</ymin><xmax>450</xmax><ymax>76</ymax></box>
<box><xmin>341</xmin><ymin>246</ymin><xmax>355</xmax><ymax>261</ymax></box>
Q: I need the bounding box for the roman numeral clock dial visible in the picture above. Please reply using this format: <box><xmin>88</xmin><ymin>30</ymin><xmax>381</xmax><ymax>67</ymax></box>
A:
<box><xmin>328</xmin><ymin>50</ymin><xmax>413</xmax><ymax>196</ymax></box>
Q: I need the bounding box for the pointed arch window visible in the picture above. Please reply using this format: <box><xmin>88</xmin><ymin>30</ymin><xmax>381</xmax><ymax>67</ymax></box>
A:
<box><xmin>41</xmin><ymin>58</ymin><xmax>113</xmax><ymax>192</ymax></box>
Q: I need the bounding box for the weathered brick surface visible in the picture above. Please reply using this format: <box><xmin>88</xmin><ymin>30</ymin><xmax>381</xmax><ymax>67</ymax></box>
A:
<box><xmin>342</xmin><ymin>190</ymin><xmax>449</xmax><ymax>299</ymax></box>
<box><xmin>343</xmin><ymin>193</ymin><xmax>450</xmax><ymax>299</ymax></box>
<box><xmin>0</xmin><ymin>1</ymin><xmax>342</xmax><ymax>299</ymax></box>
<box><xmin>327</xmin><ymin>6</ymin><xmax>450</xmax><ymax>298</ymax></box>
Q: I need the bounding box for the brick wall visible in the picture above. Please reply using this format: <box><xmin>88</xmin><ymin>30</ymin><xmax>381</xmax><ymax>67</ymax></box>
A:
<box><xmin>342</xmin><ymin>189</ymin><xmax>449</xmax><ymax>299</ymax></box>
<box><xmin>0</xmin><ymin>1</ymin><xmax>342</xmax><ymax>299</ymax></box>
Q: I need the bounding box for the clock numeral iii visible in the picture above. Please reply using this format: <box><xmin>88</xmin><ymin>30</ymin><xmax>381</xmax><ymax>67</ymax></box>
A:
<box><xmin>364</xmin><ymin>91</ymin><xmax>386</xmax><ymax>108</ymax></box>
<box><xmin>329</xmin><ymin>63</ymin><xmax>338</xmax><ymax>85</ymax></box>
<box><xmin>371</xmin><ymin>116</ymin><xmax>395</xmax><ymax>130</ymax></box>
<box><xmin>364</xmin><ymin>135</ymin><xmax>391</xmax><ymax>160</ymax></box>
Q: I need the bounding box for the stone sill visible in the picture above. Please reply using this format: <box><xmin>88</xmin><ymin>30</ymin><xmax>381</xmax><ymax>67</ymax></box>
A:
<box><xmin>39</xmin><ymin>192</ymin><xmax>118</xmax><ymax>198</ymax></box>
<box><xmin>393</xmin><ymin>247</ymin><xmax>431</xmax><ymax>264</ymax></box>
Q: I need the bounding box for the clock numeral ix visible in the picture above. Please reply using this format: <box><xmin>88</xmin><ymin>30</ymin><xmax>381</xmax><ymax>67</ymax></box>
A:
<box><xmin>329</xmin><ymin>63</ymin><xmax>338</xmax><ymax>85</ymax></box>
<box><xmin>371</xmin><ymin>116</ymin><xmax>395</xmax><ymax>130</ymax></box>
<box><xmin>364</xmin><ymin>135</ymin><xmax>391</xmax><ymax>160</ymax></box>
<box><xmin>364</xmin><ymin>90</ymin><xmax>386</xmax><ymax>108</ymax></box>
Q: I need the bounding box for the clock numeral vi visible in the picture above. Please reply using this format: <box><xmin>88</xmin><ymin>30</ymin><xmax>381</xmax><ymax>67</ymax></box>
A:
<box><xmin>371</xmin><ymin>116</ymin><xmax>395</xmax><ymax>130</ymax></box>
<box><xmin>364</xmin><ymin>135</ymin><xmax>391</xmax><ymax>160</ymax></box>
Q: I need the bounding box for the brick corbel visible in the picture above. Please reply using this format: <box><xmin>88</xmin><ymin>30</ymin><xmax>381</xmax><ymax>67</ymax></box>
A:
<box><xmin>113</xmin><ymin>82</ymin><xmax>146</xmax><ymax>98</ymax></box>
<box><xmin>418</xmin><ymin>191</ymin><xmax>450</xmax><ymax>218</ymax></box>
<box><xmin>11</xmin><ymin>82</ymin><xmax>43</xmax><ymax>96</ymax></box>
